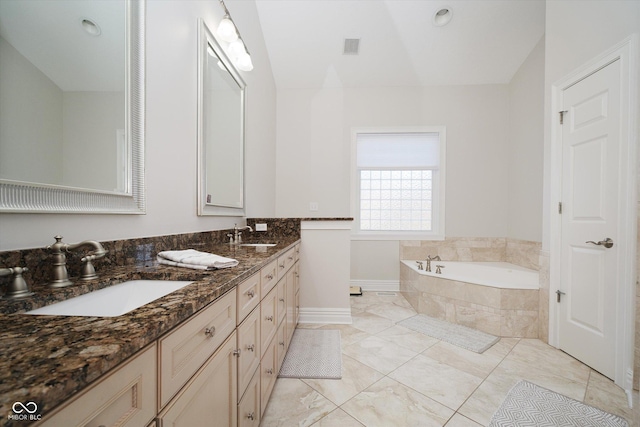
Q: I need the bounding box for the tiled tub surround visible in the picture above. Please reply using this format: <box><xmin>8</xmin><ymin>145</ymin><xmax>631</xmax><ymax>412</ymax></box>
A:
<box><xmin>400</xmin><ymin>261</ymin><xmax>540</xmax><ymax>338</ymax></box>
<box><xmin>0</xmin><ymin>227</ymin><xmax>301</xmax><ymax>425</ymax></box>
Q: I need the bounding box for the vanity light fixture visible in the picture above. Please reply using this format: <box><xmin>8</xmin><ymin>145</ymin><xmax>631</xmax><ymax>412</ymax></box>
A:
<box><xmin>216</xmin><ymin>0</ymin><xmax>253</xmax><ymax>71</ymax></box>
<box><xmin>80</xmin><ymin>18</ymin><xmax>102</xmax><ymax>36</ymax></box>
<box><xmin>432</xmin><ymin>7</ymin><xmax>453</xmax><ymax>27</ymax></box>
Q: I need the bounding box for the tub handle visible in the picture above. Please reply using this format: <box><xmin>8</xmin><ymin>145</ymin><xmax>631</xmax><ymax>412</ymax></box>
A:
<box><xmin>435</xmin><ymin>265</ymin><xmax>445</xmax><ymax>274</ymax></box>
<box><xmin>416</xmin><ymin>261</ymin><xmax>423</xmax><ymax>270</ymax></box>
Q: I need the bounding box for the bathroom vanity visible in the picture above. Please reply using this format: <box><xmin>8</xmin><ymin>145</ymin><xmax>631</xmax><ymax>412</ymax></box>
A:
<box><xmin>0</xmin><ymin>233</ymin><xmax>300</xmax><ymax>427</ymax></box>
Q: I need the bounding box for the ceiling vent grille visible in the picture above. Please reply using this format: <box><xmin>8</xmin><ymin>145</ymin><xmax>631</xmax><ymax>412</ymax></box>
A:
<box><xmin>343</xmin><ymin>38</ymin><xmax>360</xmax><ymax>55</ymax></box>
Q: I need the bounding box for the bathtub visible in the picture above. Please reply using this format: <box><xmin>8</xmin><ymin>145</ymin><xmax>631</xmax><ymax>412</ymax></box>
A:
<box><xmin>400</xmin><ymin>260</ymin><xmax>540</xmax><ymax>337</ymax></box>
<box><xmin>400</xmin><ymin>260</ymin><xmax>539</xmax><ymax>290</ymax></box>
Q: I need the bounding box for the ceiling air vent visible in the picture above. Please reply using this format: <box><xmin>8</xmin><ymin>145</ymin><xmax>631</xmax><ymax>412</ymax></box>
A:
<box><xmin>343</xmin><ymin>38</ymin><xmax>360</xmax><ymax>55</ymax></box>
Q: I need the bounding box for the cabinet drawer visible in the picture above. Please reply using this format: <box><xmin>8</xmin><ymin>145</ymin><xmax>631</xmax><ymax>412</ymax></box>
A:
<box><xmin>238</xmin><ymin>368</ymin><xmax>261</xmax><ymax>427</ymax></box>
<box><xmin>37</xmin><ymin>344</ymin><xmax>157</xmax><ymax>427</ymax></box>
<box><xmin>277</xmin><ymin>248</ymin><xmax>296</xmax><ymax>280</ymax></box>
<box><xmin>159</xmin><ymin>290</ymin><xmax>236</xmax><ymax>408</ymax></box>
<box><xmin>237</xmin><ymin>272</ymin><xmax>260</xmax><ymax>325</ymax></box>
<box><xmin>260</xmin><ymin>260</ymin><xmax>278</xmax><ymax>296</ymax></box>
<box><xmin>237</xmin><ymin>306</ymin><xmax>260</xmax><ymax>399</ymax></box>
<box><xmin>260</xmin><ymin>287</ymin><xmax>278</xmax><ymax>357</ymax></box>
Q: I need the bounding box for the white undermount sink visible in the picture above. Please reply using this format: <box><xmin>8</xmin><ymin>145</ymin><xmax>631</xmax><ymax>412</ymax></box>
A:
<box><xmin>239</xmin><ymin>243</ymin><xmax>277</xmax><ymax>247</ymax></box>
<box><xmin>24</xmin><ymin>280</ymin><xmax>193</xmax><ymax>317</ymax></box>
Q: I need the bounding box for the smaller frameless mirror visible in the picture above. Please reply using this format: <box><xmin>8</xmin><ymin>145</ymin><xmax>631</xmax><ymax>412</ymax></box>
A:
<box><xmin>197</xmin><ymin>19</ymin><xmax>245</xmax><ymax>216</ymax></box>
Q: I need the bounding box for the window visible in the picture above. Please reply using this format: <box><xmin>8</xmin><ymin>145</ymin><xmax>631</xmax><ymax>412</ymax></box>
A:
<box><xmin>353</xmin><ymin>129</ymin><xmax>445</xmax><ymax>238</ymax></box>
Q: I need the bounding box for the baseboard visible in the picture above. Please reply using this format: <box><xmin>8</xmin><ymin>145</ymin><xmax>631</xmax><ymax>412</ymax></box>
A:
<box><xmin>350</xmin><ymin>279</ymin><xmax>399</xmax><ymax>292</ymax></box>
<box><xmin>298</xmin><ymin>307</ymin><xmax>352</xmax><ymax>325</ymax></box>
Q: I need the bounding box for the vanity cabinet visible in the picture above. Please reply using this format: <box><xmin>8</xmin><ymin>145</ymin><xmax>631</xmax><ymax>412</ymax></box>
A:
<box><xmin>36</xmin><ymin>343</ymin><xmax>157</xmax><ymax>427</ymax></box>
<box><xmin>33</xmin><ymin>242</ymin><xmax>300</xmax><ymax>427</ymax></box>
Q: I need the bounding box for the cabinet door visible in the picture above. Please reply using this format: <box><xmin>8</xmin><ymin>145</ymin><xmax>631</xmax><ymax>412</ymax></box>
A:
<box><xmin>237</xmin><ymin>306</ymin><xmax>260</xmax><ymax>400</ymax></box>
<box><xmin>260</xmin><ymin>338</ymin><xmax>278</xmax><ymax>416</ymax></box>
<box><xmin>237</xmin><ymin>272</ymin><xmax>260</xmax><ymax>325</ymax></box>
<box><xmin>276</xmin><ymin>277</ymin><xmax>286</xmax><ymax>326</ymax></box>
<box><xmin>37</xmin><ymin>344</ymin><xmax>157</xmax><ymax>427</ymax></box>
<box><xmin>286</xmin><ymin>263</ymin><xmax>298</xmax><ymax>343</ymax></box>
<box><xmin>260</xmin><ymin>286</ymin><xmax>278</xmax><ymax>357</ymax></box>
<box><xmin>159</xmin><ymin>290</ymin><xmax>236</xmax><ymax>407</ymax></box>
<box><xmin>238</xmin><ymin>368</ymin><xmax>260</xmax><ymax>427</ymax></box>
<box><xmin>276</xmin><ymin>319</ymin><xmax>287</xmax><ymax>371</ymax></box>
<box><xmin>158</xmin><ymin>332</ymin><xmax>237</xmax><ymax>427</ymax></box>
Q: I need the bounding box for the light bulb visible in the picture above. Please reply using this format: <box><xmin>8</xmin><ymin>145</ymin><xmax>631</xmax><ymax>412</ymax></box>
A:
<box><xmin>236</xmin><ymin>52</ymin><xmax>253</xmax><ymax>71</ymax></box>
<box><xmin>228</xmin><ymin>39</ymin><xmax>245</xmax><ymax>60</ymax></box>
<box><xmin>217</xmin><ymin>16</ymin><xmax>238</xmax><ymax>43</ymax></box>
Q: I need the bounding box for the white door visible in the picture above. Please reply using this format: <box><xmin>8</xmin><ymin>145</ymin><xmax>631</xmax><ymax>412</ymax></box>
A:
<box><xmin>558</xmin><ymin>59</ymin><xmax>621</xmax><ymax>379</ymax></box>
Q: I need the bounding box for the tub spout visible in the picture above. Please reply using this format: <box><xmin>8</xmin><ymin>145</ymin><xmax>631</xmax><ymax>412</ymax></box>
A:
<box><xmin>425</xmin><ymin>255</ymin><xmax>441</xmax><ymax>272</ymax></box>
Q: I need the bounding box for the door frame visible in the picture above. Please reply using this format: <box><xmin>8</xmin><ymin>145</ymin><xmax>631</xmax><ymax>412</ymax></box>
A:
<box><xmin>549</xmin><ymin>35</ymin><xmax>638</xmax><ymax>398</ymax></box>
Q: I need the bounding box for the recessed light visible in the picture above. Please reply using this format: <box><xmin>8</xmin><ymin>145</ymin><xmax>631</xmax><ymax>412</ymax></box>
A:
<box><xmin>81</xmin><ymin>18</ymin><xmax>101</xmax><ymax>36</ymax></box>
<box><xmin>433</xmin><ymin>8</ymin><xmax>453</xmax><ymax>27</ymax></box>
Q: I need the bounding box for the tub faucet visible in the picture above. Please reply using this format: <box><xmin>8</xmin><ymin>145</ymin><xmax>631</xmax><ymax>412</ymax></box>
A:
<box><xmin>47</xmin><ymin>236</ymin><xmax>107</xmax><ymax>287</ymax></box>
<box><xmin>425</xmin><ymin>255</ymin><xmax>441</xmax><ymax>272</ymax></box>
<box><xmin>0</xmin><ymin>266</ymin><xmax>34</xmax><ymax>299</ymax></box>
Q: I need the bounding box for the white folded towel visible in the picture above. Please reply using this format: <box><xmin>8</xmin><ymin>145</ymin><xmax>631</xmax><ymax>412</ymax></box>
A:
<box><xmin>157</xmin><ymin>249</ymin><xmax>239</xmax><ymax>270</ymax></box>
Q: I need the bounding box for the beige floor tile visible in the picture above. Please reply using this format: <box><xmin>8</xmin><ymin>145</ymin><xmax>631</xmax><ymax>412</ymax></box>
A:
<box><xmin>444</xmin><ymin>413</ymin><xmax>483</xmax><ymax>427</ymax></box>
<box><xmin>310</xmin><ymin>408</ymin><xmax>365</xmax><ymax>426</ymax></box>
<box><xmin>584</xmin><ymin>370</ymin><xmax>637</xmax><ymax>426</ymax></box>
<box><xmin>341</xmin><ymin>377</ymin><xmax>455</xmax><ymax>427</ymax></box>
<box><xmin>261</xmin><ymin>378</ymin><xmax>337</xmax><ymax>427</ymax></box>
<box><xmin>302</xmin><ymin>355</ymin><xmax>385</xmax><ymax>406</ymax></box>
<box><xmin>350</xmin><ymin>312</ymin><xmax>395</xmax><ymax>335</ymax></box>
<box><xmin>317</xmin><ymin>323</ymin><xmax>371</xmax><ymax>347</ymax></box>
<box><xmin>364</xmin><ymin>302</ymin><xmax>417</xmax><ymax>322</ymax></box>
<box><xmin>343</xmin><ymin>335</ymin><xmax>418</xmax><ymax>375</ymax></box>
<box><xmin>457</xmin><ymin>368</ymin><xmax>522</xmax><ymax>426</ymax></box>
<box><xmin>388</xmin><ymin>353</ymin><xmax>484</xmax><ymax>410</ymax></box>
<box><xmin>421</xmin><ymin>340</ymin><xmax>505</xmax><ymax>379</ymax></box>
<box><xmin>375</xmin><ymin>325</ymin><xmax>440</xmax><ymax>353</ymax></box>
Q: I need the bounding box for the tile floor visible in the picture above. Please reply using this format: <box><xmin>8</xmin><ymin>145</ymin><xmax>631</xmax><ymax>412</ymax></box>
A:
<box><xmin>260</xmin><ymin>291</ymin><xmax>639</xmax><ymax>427</ymax></box>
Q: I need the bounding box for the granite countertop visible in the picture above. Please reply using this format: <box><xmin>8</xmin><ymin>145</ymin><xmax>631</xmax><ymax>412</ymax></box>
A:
<box><xmin>0</xmin><ymin>237</ymin><xmax>300</xmax><ymax>426</ymax></box>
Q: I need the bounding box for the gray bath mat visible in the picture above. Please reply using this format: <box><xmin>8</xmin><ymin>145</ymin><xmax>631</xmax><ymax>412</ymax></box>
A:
<box><xmin>489</xmin><ymin>380</ymin><xmax>628</xmax><ymax>426</ymax></box>
<box><xmin>397</xmin><ymin>314</ymin><xmax>499</xmax><ymax>353</ymax></box>
<box><xmin>279</xmin><ymin>329</ymin><xmax>342</xmax><ymax>379</ymax></box>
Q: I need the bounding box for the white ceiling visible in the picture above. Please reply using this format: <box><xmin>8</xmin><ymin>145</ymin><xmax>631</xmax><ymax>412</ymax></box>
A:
<box><xmin>254</xmin><ymin>0</ymin><xmax>545</xmax><ymax>89</ymax></box>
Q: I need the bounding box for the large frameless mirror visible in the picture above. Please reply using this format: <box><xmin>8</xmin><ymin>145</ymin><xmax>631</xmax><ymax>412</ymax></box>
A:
<box><xmin>197</xmin><ymin>19</ymin><xmax>245</xmax><ymax>216</ymax></box>
<box><xmin>0</xmin><ymin>0</ymin><xmax>145</xmax><ymax>214</ymax></box>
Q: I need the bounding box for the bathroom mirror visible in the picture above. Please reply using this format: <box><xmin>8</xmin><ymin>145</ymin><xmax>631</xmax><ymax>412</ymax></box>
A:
<box><xmin>197</xmin><ymin>19</ymin><xmax>246</xmax><ymax>216</ymax></box>
<box><xmin>0</xmin><ymin>0</ymin><xmax>145</xmax><ymax>214</ymax></box>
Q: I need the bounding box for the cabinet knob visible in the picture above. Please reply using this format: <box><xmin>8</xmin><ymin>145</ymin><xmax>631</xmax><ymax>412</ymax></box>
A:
<box><xmin>279</xmin><ymin>298</ymin><xmax>285</xmax><ymax>303</ymax></box>
<box><xmin>265</xmin><ymin>315</ymin><xmax>274</xmax><ymax>322</ymax></box>
<box><xmin>279</xmin><ymin>263</ymin><xmax>285</xmax><ymax>269</ymax></box>
<box><xmin>246</xmin><ymin>344</ymin><xmax>255</xmax><ymax>352</ymax></box>
<box><xmin>233</xmin><ymin>348</ymin><xmax>242</xmax><ymax>357</ymax></box>
<box><xmin>266</xmin><ymin>274</ymin><xmax>274</xmax><ymax>280</ymax></box>
<box><xmin>247</xmin><ymin>412</ymin><xmax>255</xmax><ymax>420</ymax></box>
<box><xmin>279</xmin><ymin>342</ymin><xmax>285</xmax><ymax>347</ymax></box>
<box><xmin>266</xmin><ymin>368</ymin><xmax>273</xmax><ymax>375</ymax></box>
<box><xmin>288</xmin><ymin>256</ymin><xmax>294</xmax><ymax>260</ymax></box>
<box><xmin>204</xmin><ymin>326</ymin><xmax>216</xmax><ymax>338</ymax></box>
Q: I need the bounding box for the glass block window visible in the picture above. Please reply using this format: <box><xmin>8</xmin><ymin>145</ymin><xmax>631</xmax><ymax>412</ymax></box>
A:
<box><xmin>356</xmin><ymin>131</ymin><xmax>444</xmax><ymax>234</ymax></box>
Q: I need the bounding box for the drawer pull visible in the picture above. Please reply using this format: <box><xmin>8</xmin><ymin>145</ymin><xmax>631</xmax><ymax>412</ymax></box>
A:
<box><xmin>204</xmin><ymin>326</ymin><xmax>216</xmax><ymax>338</ymax></box>
<box><xmin>265</xmin><ymin>315</ymin><xmax>274</xmax><ymax>322</ymax></box>
<box><xmin>279</xmin><ymin>341</ymin><xmax>285</xmax><ymax>347</ymax></box>
<box><xmin>279</xmin><ymin>298</ymin><xmax>285</xmax><ymax>303</ymax></box>
<box><xmin>266</xmin><ymin>368</ymin><xmax>273</xmax><ymax>375</ymax></box>
<box><xmin>233</xmin><ymin>348</ymin><xmax>242</xmax><ymax>357</ymax></box>
<box><xmin>294</xmin><ymin>272</ymin><xmax>299</xmax><ymax>277</ymax></box>
<box><xmin>266</xmin><ymin>274</ymin><xmax>274</xmax><ymax>280</ymax></box>
<box><xmin>246</xmin><ymin>290</ymin><xmax>255</xmax><ymax>298</ymax></box>
<box><xmin>279</xmin><ymin>263</ymin><xmax>285</xmax><ymax>269</ymax></box>
<box><xmin>247</xmin><ymin>412</ymin><xmax>255</xmax><ymax>420</ymax></box>
<box><xmin>246</xmin><ymin>344</ymin><xmax>255</xmax><ymax>352</ymax></box>
<box><xmin>288</xmin><ymin>256</ymin><xmax>294</xmax><ymax>260</ymax></box>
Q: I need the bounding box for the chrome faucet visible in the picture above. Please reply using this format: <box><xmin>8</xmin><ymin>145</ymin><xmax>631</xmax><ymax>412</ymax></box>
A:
<box><xmin>0</xmin><ymin>266</ymin><xmax>33</xmax><ymax>299</ymax></box>
<box><xmin>47</xmin><ymin>236</ymin><xmax>107</xmax><ymax>287</ymax></box>
<box><xmin>425</xmin><ymin>255</ymin><xmax>441</xmax><ymax>273</ymax></box>
<box><xmin>227</xmin><ymin>224</ymin><xmax>253</xmax><ymax>244</ymax></box>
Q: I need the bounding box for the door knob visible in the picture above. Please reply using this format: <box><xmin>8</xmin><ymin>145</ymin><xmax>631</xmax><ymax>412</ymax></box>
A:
<box><xmin>585</xmin><ymin>238</ymin><xmax>614</xmax><ymax>248</ymax></box>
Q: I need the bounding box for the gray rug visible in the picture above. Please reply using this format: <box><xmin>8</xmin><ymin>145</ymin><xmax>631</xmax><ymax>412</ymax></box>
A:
<box><xmin>397</xmin><ymin>314</ymin><xmax>499</xmax><ymax>353</ymax></box>
<box><xmin>279</xmin><ymin>329</ymin><xmax>342</xmax><ymax>379</ymax></box>
<box><xmin>489</xmin><ymin>380</ymin><xmax>628</xmax><ymax>427</ymax></box>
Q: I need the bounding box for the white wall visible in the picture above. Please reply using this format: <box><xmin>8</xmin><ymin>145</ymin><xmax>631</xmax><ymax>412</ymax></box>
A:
<box><xmin>507</xmin><ymin>36</ymin><xmax>545</xmax><ymax>242</ymax></box>
<box><xmin>0</xmin><ymin>0</ymin><xmax>277</xmax><ymax>251</ymax></box>
<box><xmin>275</xmin><ymin>85</ymin><xmax>511</xmax><ymax>281</ymax></box>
